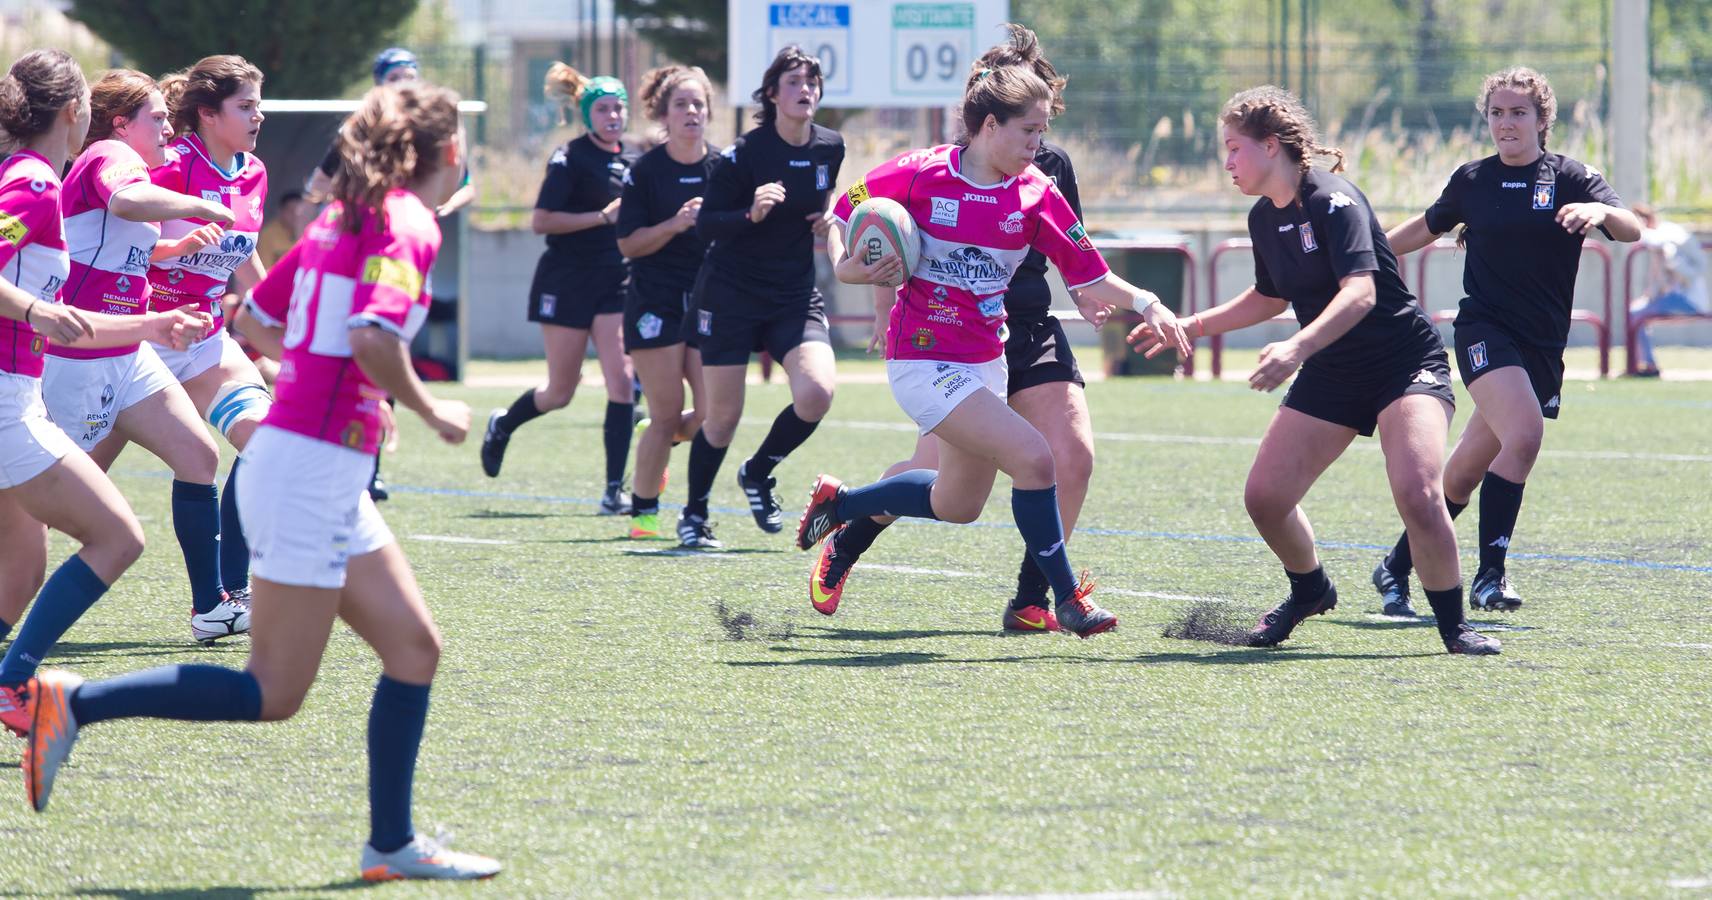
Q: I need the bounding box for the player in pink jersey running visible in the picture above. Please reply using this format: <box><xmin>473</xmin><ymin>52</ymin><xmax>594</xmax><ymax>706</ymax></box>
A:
<box><xmin>0</xmin><ymin>51</ymin><xmax>209</xmax><ymax>737</ymax></box>
<box><xmin>41</xmin><ymin>69</ymin><xmax>250</xmax><ymax>646</ymax></box>
<box><xmin>794</xmin><ymin>51</ymin><xmax>1189</xmax><ymax>637</ymax></box>
<box><xmin>25</xmin><ymin>83</ymin><xmax>501</xmax><ymax>882</ymax></box>
<box><xmin>144</xmin><ymin>55</ymin><xmax>275</xmax><ymax>623</ymax></box>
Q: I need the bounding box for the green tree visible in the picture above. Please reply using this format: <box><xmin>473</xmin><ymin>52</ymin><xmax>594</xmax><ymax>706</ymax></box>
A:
<box><xmin>617</xmin><ymin>0</ymin><xmax>729</xmax><ymax>82</ymax></box>
<box><xmin>67</xmin><ymin>0</ymin><xmax>417</xmax><ymax>98</ymax></box>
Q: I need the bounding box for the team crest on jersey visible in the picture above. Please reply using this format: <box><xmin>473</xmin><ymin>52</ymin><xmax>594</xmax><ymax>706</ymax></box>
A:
<box><xmin>539</xmin><ymin>293</ymin><xmax>557</xmax><ymax>318</ymax></box>
<box><xmin>1299</xmin><ymin>223</ymin><xmax>1318</xmax><ymax>252</ymax></box>
<box><xmin>1532</xmin><ymin>183</ymin><xmax>1555</xmax><ymax>210</ymax></box>
<box><xmin>911</xmin><ymin>328</ymin><xmax>936</xmax><ymax>350</ymax></box>
<box><xmin>1001</xmin><ymin>211</ymin><xmax>1025</xmax><ymax>235</ymax></box>
<box><xmin>698</xmin><ymin>309</ymin><xmax>713</xmax><ymax>336</ymax></box>
<box><xmin>1467</xmin><ymin>340</ymin><xmax>1488</xmax><ymax>372</ymax></box>
<box><xmin>1067</xmin><ymin>222</ymin><xmax>1093</xmax><ymax>252</ymax></box>
<box><xmin>637</xmin><ymin>312</ymin><xmax>662</xmax><ymax>340</ymax></box>
<box><xmin>930</xmin><ymin>198</ymin><xmax>959</xmax><ymax>227</ymax></box>
<box><xmin>816</xmin><ymin>164</ymin><xmax>830</xmax><ymax>190</ymax></box>
<box><xmin>29</xmin><ymin>335</ymin><xmax>43</xmax><ymax>355</ymax></box>
<box><xmin>341</xmin><ymin>422</ymin><xmax>365</xmax><ymax>449</ymax></box>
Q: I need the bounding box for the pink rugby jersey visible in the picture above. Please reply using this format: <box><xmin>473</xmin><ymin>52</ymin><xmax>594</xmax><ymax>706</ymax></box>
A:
<box><xmin>51</xmin><ymin>140</ymin><xmax>159</xmax><ymax>360</ymax></box>
<box><xmin>0</xmin><ymin>150</ymin><xmax>70</xmax><ymax>378</ymax></box>
<box><xmin>245</xmin><ymin>190</ymin><xmax>438</xmax><ymax>455</ymax></box>
<box><xmin>148</xmin><ymin>133</ymin><xmax>267</xmax><ymax>324</ymax></box>
<box><xmin>831</xmin><ymin>144</ymin><xmax>1109</xmax><ymax>363</ymax></box>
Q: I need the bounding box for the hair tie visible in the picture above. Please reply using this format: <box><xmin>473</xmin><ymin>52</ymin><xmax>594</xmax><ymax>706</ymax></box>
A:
<box><xmin>976</xmin><ymin>67</ymin><xmax>993</xmax><ymax>80</ymax></box>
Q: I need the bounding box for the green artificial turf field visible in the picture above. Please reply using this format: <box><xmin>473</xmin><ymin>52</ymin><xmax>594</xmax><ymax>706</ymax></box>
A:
<box><xmin>3</xmin><ymin>354</ymin><xmax>1709</xmax><ymax>897</ymax></box>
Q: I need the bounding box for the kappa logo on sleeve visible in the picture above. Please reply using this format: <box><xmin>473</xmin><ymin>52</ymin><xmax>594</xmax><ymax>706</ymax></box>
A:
<box><xmin>1326</xmin><ymin>191</ymin><xmax>1355</xmax><ymax>211</ymax></box>
<box><xmin>1067</xmin><ymin>222</ymin><xmax>1094</xmax><ymax>252</ymax></box>
<box><xmin>361</xmin><ymin>255</ymin><xmax>425</xmax><ymax>298</ymax></box>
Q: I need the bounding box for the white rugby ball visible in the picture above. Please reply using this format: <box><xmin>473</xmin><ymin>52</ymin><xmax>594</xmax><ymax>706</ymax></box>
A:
<box><xmin>846</xmin><ymin>197</ymin><xmax>920</xmax><ymax>286</ymax></box>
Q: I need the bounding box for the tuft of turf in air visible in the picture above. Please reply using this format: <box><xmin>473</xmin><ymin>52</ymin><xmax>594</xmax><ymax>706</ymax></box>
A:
<box><xmin>1163</xmin><ymin>600</ymin><xmax>1260</xmax><ymax>645</ymax></box>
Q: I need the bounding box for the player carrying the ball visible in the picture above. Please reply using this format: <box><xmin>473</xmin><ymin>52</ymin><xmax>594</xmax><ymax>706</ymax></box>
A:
<box><xmin>796</xmin><ymin>36</ymin><xmax>1189</xmax><ymax>637</ymax></box>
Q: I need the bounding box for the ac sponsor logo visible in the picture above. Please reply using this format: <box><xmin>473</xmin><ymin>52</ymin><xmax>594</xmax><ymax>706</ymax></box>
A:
<box><xmin>930</xmin><ymin>198</ymin><xmax>959</xmax><ymax>227</ymax></box>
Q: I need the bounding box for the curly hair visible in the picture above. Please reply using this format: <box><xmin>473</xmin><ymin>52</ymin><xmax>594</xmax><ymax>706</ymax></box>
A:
<box><xmin>637</xmin><ymin>64</ymin><xmax>712</xmax><ymax>124</ymax></box>
<box><xmin>1478</xmin><ymin>66</ymin><xmax>1556</xmax><ymax>150</ymax></box>
<box><xmin>1220</xmin><ymin>85</ymin><xmax>1346</xmax><ymax>174</ymax></box>
<box><xmin>330</xmin><ymin>83</ymin><xmax>461</xmax><ymax>233</ymax></box>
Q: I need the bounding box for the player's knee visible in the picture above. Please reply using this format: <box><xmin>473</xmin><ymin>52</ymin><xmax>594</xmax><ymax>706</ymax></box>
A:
<box><xmin>792</xmin><ymin>386</ymin><xmax>833</xmax><ymax>422</ymax></box>
<box><xmin>1006</xmin><ymin>443</ymin><xmax>1057</xmax><ymax>491</ymax></box>
<box><xmin>1244</xmin><ymin>480</ymin><xmax>1291</xmax><ymax>524</ymax></box>
<box><xmin>383</xmin><ymin>623</ymin><xmax>443</xmax><ymax>682</ymax></box>
<box><xmin>172</xmin><ymin>437</ymin><xmax>220</xmax><ymax>484</ymax></box>
<box><xmin>701</xmin><ymin>416</ymin><xmax>739</xmax><ymax>446</ymax></box>
<box><xmin>207</xmin><ymin>381</ymin><xmax>271</xmax><ymax>443</ymax></box>
<box><xmin>1505</xmin><ymin>427</ymin><xmax>1543</xmax><ymax>469</ymax></box>
<box><xmin>100</xmin><ymin>513</ymin><xmax>146</xmax><ymax>572</ymax></box>
<box><xmin>935</xmin><ymin>495</ymin><xmax>983</xmax><ymax>524</ymax></box>
<box><xmin>1394</xmin><ymin>482</ymin><xmax>1447</xmax><ymax>531</ymax></box>
<box><xmin>1055</xmin><ymin>438</ymin><xmax>1095</xmax><ymax>490</ymax></box>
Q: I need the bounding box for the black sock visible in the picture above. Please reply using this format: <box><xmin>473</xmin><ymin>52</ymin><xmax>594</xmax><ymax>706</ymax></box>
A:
<box><xmin>1013</xmin><ymin>553</ymin><xmax>1052</xmax><ymax>609</ymax></box>
<box><xmin>632</xmin><ymin>494</ymin><xmax>660</xmax><ymax>516</ymax></box>
<box><xmin>684</xmin><ymin>430</ymin><xmax>728</xmax><ymax>519</ymax></box>
<box><xmin>1424</xmin><ymin>586</ymin><xmax>1467</xmax><ymax>640</ymax></box>
<box><xmin>1477</xmin><ymin>472</ymin><xmax>1525</xmax><ymax>576</ymax></box>
<box><xmin>1285</xmin><ymin>566</ymin><xmax>1330</xmax><ymax>602</ymax></box>
<box><xmin>1385</xmin><ymin>496</ymin><xmax>1468</xmax><ymax>578</ymax></box>
<box><xmin>744</xmin><ymin>405</ymin><xmax>819</xmax><ymax>482</ymax></box>
<box><xmin>603</xmin><ymin>401</ymin><xmax>634</xmax><ymax>485</ymax></box>
<box><xmin>833</xmin><ymin>517</ymin><xmax>890</xmax><ymax>561</ymax></box>
<box><xmin>495</xmin><ymin>389</ymin><xmax>544</xmax><ymax>434</ymax></box>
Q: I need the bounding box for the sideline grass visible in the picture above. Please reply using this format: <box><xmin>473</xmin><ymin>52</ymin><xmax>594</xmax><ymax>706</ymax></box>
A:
<box><xmin>1</xmin><ymin>364</ymin><xmax>1709</xmax><ymax>897</ymax></box>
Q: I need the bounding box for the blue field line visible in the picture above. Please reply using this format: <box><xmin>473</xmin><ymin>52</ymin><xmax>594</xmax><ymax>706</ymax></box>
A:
<box><xmin>380</xmin><ymin>482</ymin><xmax>1712</xmax><ymax>576</ymax></box>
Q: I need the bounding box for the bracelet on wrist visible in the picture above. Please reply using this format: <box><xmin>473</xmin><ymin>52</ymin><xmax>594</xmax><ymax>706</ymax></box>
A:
<box><xmin>24</xmin><ymin>299</ymin><xmax>37</xmax><ymax>327</ymax></box>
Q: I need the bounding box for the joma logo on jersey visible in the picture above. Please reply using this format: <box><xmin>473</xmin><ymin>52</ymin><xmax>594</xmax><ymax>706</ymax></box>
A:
<box><xmin>1532</xmin><ymin>183</ymin><xmax>1555</xmax><ymax>209</ymax></box>
<box><xmin>1299</xmin><ymin>223</ymin><xmax>1318</xmax><ymax>252</ymax></box>
<box><xmin>962</xmin><ymin>193</ymin><xmax>997</xmax><ymax>204</ymax></box>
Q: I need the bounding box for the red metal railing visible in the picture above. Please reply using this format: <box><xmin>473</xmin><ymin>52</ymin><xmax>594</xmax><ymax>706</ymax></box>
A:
<box><xmin>1417</xmin><ymin>238</ymin><xmax>1613</xmax><ymax>377</ymax></box>
<box><xmin>1622</xmin><ymin>240</ymin><xmax>1712</xmax><ymax>375</ymax></box>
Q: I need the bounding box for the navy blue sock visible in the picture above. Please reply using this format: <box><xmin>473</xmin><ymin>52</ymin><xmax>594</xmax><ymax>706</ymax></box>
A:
<box><xmin>1478</xmin><ymin>472</ymin><xmax>1526</xmax><ymax>576</ymax></box>
<box><xmin>1011</xmin><ymin>486</ymin><xmax>1077</xmax><ymax>603</ymax></box>
<box><xmin>603</xmin><ymin>401</ymin><xmax>635</xmax><ymax>486</ymax></box>
<box><xmin>831</xmin><ymin>516</ymin><xmax>890</xmax><ymax>561</ymax></box>
<box><xmin>70</xmin><ymin>664</ymin><xmax>262</xmax><ymax>726</ymax></box>
<box><xmin>219</xmin><ymin>460</ymin><xmax>249</xmax><ymax>594</ymax></box>
<box><xmin>683</xmin><ymin>430</ymin><xmax>728</xmax><ymax>519</ymax></box>
<box><xmin>835</xmin><ymin>469</ymin><xmax>938</xmax><ymax>522</ymax></box>
<box><xmin>172</xmin><ymin>480</ymin><xmax>224</xmax><ymax>614</ymax></box>
<box><xmin>367</xmin><ymin>675</ymin><xmax>430</xmax><ymax>854</ymax></box>
<box><xmin>0</xmin><ymin>555</ymin><xmax>108</xmax><ymax>686</ymax></box>
<box><xmin>745</xmin><ymin>406</ymin><xmax>819</xmax><ymax>481</ymax></box>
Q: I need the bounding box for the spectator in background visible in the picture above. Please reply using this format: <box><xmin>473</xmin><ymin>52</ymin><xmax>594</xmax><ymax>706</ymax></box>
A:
<box><xmin>1629</xmin><ymin>203</ymin><xmax>1708</xmax><ymax>377</ymax></box>
<box><xmin>257</xmin><ymin>189</ymin><xmax>310</xmax><ymax>268</ymax></box>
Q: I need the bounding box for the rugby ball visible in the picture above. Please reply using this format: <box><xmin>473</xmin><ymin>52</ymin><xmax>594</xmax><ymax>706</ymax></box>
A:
<box><xmin>846</xmin><ymin>197</ymin><xmax>920</xmax><ymax>286</ymax></box>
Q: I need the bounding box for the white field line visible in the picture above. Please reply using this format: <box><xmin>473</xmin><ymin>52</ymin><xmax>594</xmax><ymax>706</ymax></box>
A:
<box><xmin>756</xmin><ymin>416</ymin><xmax>1712</xmax><ymax>464</ymax></box>
<box><xmin>407</xmin><ymin>534</ymin><xmax>517</xmax><ymax>545</ymax></box>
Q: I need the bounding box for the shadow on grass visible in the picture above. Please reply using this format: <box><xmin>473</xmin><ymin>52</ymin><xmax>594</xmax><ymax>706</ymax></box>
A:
<box><xmin>618</xmin><ymin>547</ymin><xmax>783</xmax><ymax>557</ymax></box>
<box><xmin>39</xmin><ymin>641</ymin><xmax>220</xmax><ymax>663</ymax></box>
<box><xmin>794</xmin><ymin>625</ymin><xmax>998</xmax><ymax>641</ymax></box>
<box><xmin>1136</xmin><ymin>648</ymin><xmax>1444</xmax><ymax>664</ymax></box>
<box><xmin>69</xmin><ymin>879</ymin><xmax>374</xmax><ymax>898</ymax></box>
<box><xmin>1330</xmin><ymin>618</ymin><xmax>1536</xmax><ymax>632</ymax></box>
<box><xmin>464</xmin><ymin>509</ymin><xmax>558</xmax><ymax>520</ymax></box>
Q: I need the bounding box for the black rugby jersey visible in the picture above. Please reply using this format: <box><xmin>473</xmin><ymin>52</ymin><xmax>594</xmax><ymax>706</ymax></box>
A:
<box><xmin>535</xmin><ymin>134</ymin><xmax>640</xmax><ymax>265</ymax></box>
<box><xmin>1424</xmin><ymin>152</ymin><xmax>1623</xmax><ymax>348</ymax></box>
<box><xmin>1249</xmin><ymin>169</ymin><xmax>1441</xmax><ymax>375</ymax></box>
<box><xmin>616</xmin><ymin>143</ymin><xmax>718</xmax><ymax>289</ymax></box>
<box><xmin>1005</xmin><ymin>140</ymin><xmax>1083</xmax><ymax>319</ymax></box>
<box><xmin>697</xmin><ymin>122</ymin><xmax>844</xmax><ymax>289</ymax></box>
